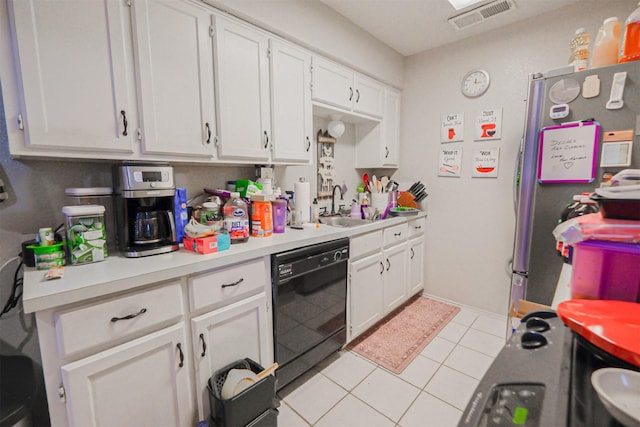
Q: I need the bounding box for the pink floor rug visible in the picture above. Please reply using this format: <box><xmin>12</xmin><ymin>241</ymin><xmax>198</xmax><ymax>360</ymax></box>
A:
<box><xmin>348</xmin><ymin>295</ymin><xmax>460</xmax><ymax>374</ymax></box>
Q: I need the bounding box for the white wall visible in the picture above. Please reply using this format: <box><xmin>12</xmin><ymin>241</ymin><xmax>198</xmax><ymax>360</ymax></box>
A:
<box><xmin>204</xmin><ymin>0</ymin><xmax>404</xmax><ymax>88</ymax></box>
<box><xmin>397</xmin><ymin>0</ymin><xmax>637</xmax><ymax>315</ymax></box>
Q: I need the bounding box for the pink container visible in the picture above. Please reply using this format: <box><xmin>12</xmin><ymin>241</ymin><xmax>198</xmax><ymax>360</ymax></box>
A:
<box><xmin>272</xmin><ymin>199</ymin><xmax>287</xmax><ymax>233</ymax></box>
<box><xmin>571</xmin><ymin>240</ymin><xmax>640</xmax><ymax>302</ymax></box>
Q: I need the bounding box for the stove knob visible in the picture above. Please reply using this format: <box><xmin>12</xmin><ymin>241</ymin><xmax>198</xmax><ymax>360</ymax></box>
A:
<box><xmin>525</xmin><ymin>317</ymin><xmax>550</xmax><ymax>333</ymax></box>
<box><xmin>521</xmin><ymin>331</ymin><xmax>548</xmax><ymax>349</ymax></box>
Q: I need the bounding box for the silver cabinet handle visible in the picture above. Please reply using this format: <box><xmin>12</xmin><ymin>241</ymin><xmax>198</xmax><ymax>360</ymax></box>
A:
<box><xmin>205</xmin><ymin>122</ymin><xmax>211</xmax><ymax>144</ymax></box>
<box><xmin>348</xmin><ymin>87</ymin><xmax>354</xmax><ymax>101</ymax></box>
<box><xmin>264</xmin><ymin>131</ymin><xmax>269</xmax><ymax>149</ymax></box>
<box><xmin>110</xmin><ymin>308</ymin><xmax>147</xmax><ymax>322</ymax></box>
<box><xmin>385</xmin><ymin>146</ymin><xmax>389</xmax><ymax>158</ymax></box>
<box><xmin>386</xmin><ymin>258</ymin><xmax>391</xmax><ymax>271</ymax></box>
<box><xmin>355</xmin><ymin>89</ymin><xmax>360</xmax><ymax>102</ymax></box>
<box><xmin>379</xmin><ymin>261</ymin><xmax>384</xmax><ymax>275</ymax></box>
<box><xmin>411</xmin><ymin>248</ymin><xmax>415</xmax><ymax>259</ymax></box>
<box><xmin>306</xmin><ymin>136</ymin><xmax>311</xmax><ymax>152</ymax></box>
<box><xmin>120</xmin><ymin>110</ymin><xmax>128</xmax><ymax>136</ymax></box>
<box><xmin>221</xmin><ymin>278</ymin><xmax>244</xmax><ymax>288</ymax></box>
<box><xmin>394</xmin><ymin>232</ymin><xmax>402</xmax><ymax>237</ymax></box>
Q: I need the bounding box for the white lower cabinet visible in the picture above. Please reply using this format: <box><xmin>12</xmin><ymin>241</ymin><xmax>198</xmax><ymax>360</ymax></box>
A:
<box><xmin>191</xmin><ymin>292</ymin><xmax>271</xmax><ymax>420</ymax></box>
<box><xmin>36</xmin><ymin>257</ymin><xmax>272</xmax><ymax>427</ymax></box>
<box><xmin>60</xmin><ymin>324</ymin><xmax>194</xmax><ymax>427</ymax></box>
<box><xmin>349</xmin><ymin>251</ymin><xmax>385</xmax><ymax>340</ymax></box>
<box><xmin>349</xmin><ymin>220</ymin><xmax>420</xmax><ymax>342</ymax></box>
<box><xmin>383</xmin><ymin>241</ymin><xmax>408</xmax><ymax>314</ymax></box>
<box><xmin>408</xmin><ymin>236</ymin><xmax>425</xmax><ymax>296</ymax></box>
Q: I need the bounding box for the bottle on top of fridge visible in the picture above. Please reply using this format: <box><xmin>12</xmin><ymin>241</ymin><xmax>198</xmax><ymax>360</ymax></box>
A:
<box><xmin>621</xmin><ymin>2</ymin><xmax>640</xmax><ymax>63</ymax></box>
<box><xmin>223</xmin><ymin>192</ymin><xmax>249</xmax><ymax>243</ymax></box>
<box><xmin>569</xmin><ymin>28</ymin><xmax>591</xmax><ymax>71</ymax></box>
<box><xmin>591</xmin><ymin>17</ymin><xmax>622</xmax><ymax>68</ymax></box>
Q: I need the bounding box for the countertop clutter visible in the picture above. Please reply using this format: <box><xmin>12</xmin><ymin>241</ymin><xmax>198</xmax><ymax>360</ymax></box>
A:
<box><xmin>22</xmin><ymin>214</ymin><xmax>424</xmax><ymax>313</ymax></box>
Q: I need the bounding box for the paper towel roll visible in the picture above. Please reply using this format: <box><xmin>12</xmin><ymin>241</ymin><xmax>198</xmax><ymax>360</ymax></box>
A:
<box><xmin>294</xmin><ymin>179</ymin><xmax>311</xmax><ymax>223</ymax></box>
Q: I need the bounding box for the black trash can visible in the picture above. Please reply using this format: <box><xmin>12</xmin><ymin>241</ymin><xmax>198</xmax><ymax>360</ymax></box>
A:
<box><xmin>207</xmin><ymin>359</ymin><xmax>278</xmax><ymax>427</ymax></box>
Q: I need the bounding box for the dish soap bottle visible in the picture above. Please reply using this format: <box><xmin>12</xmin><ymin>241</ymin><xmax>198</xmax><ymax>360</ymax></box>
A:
<box><xmin>223</xmin><ymin>192</ymin><xmax>249</xmax><ymax>244</ymax></box>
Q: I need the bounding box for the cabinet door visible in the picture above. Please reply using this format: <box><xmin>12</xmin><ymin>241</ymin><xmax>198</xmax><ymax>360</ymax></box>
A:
<box><xmin>132</xmin><ymin>0</ymin><xmax>216</xmax><ymax>157</ymax></box>
<box><xmin>381</xmin><ymin>88</ymin><xmax>401</xmax><ymax>167</ymax></box>
<box><xmin>383</xmin><ymin>242</ymin><xmax>408</xmax><ymax>314</ymax></box>
<box><xmin>269</xmin><ymin>40</ymin><xmax>312</xmax><ymax>163</ymax></box>
<box><xmin>349</xmin><ymin>252</ymin><xmax>384</xmax><ymax>341</ymax></box>
<box><xmin>353</xmin><ymin>75</ymin><xmax>384</xmax><ymax>118</ymax></box>
<box><xmin>213</xmin><ymin>16</ymin><xmax>270</xmax><ymax>161</ymax></box>
<box><xmin>191</xmin><ymin>293</ymin><xmax>271</xmax><ymax>419</ymax></box>
<box><xmin>8</xmin><ymin>0</ymin><xmax>135</xmax><ymax>153</ymax></box>
<box><xmin>408</xmin><ymin>237</ymin><xmax>425</xmax><ymax>296</ymax></box>
<box><xmin>311</xmin><ymin>57</ymin><xmax>353</xmax><ymax>111</ymax></box>
<box><xmin>61</xmin><ymin>324</ymin><xmax>194</xmax><ymax>427</ymax></box>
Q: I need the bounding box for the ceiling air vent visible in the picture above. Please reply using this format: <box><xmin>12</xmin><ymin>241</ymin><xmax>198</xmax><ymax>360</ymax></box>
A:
<box><xmin>448</xmin><ymin>0</ymin><xmax>516</xmax><ymax>30</ymax></box>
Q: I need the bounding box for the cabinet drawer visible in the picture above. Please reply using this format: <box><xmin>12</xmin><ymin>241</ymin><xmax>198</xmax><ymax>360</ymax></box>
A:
<box><xmin>408</xmin><ymin>217</ymin><xmax>426</xmax><ymax>238</ymax></box>
<box><xmin>350</xmin><ymin>230</ymin><xmax>383</xmax><ymax>259</ymax></box>
<box><xmin>189</xmin><ymin>258</ymin><xmax>267</xmax><ymax>311</ymax></box>
<box><xmin>55</xmin><ymin>282</ymin><xmax>183</xmax><ymax>358</ymax></box>
<box><xmin>384</xmin><ymin>223</ymin><xmax>408</xmax><ymax>247</ymax></box>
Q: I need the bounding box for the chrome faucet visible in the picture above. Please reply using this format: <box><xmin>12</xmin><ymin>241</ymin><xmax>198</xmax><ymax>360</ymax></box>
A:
<box><xmin>331</xmin><ymin>185</ymin><xmax>344</xmax><ymax>215</ymax></box>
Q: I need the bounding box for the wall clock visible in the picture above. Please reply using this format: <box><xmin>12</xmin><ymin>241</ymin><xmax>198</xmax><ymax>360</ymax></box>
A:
<box><xmin>461</xmin><ymin>69</ymin><xmax>490</xmax><ymax>98</ymax></box>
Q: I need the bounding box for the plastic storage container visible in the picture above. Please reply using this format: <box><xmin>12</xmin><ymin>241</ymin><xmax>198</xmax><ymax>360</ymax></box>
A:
<box><xmin>223</xmin><ymin>193</ymin><xmax>249</xmax><ymax>244</ymax></box>
<box><xmin>591</xmin><ymin>17</ymin><xmax>622</xmax><ymax>68</ymax></box>
<box><xmin>207</xmin><ymin>359</ymin><xmax>278</xmax><ymax>427</ymax></box>
<box><xmin>569</xmin><ymin>28</ymin><xmax>591</xmax><ymax>71</ymax></box>
<box><xmin>590</xmin><ymin>194</ymin><xmax>640</xmax><ymax>220</ymax></box>
<box><xmin>571</xmin><ymin>240</ymin><xmax>640</xmax><ymax>302</ymax></box>
<box><xmin>28</xmin><ymin>243</ymin><xmax>66</xmax><ymax>270</ymax></box>
<box><xmin>621</xmin><ymin>2</ymin><xmax>640</xmax><ymax>63</ymax></box>
<box><xmin>62</xmin><ymin>205</ymin><xmax>108</xmax><ymax>264</ymax></box>
<box><xmin>65</xmin><ymin>187</ymin><xmax>115</xmax><ymax>250</ymax></box>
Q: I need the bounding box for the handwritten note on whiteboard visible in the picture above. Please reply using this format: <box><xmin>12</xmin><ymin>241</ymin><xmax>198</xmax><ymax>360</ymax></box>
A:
<box><xmin>538</xmin><ymin>122</ymin><xmax>600</xmax><ymax>183</ymax></box>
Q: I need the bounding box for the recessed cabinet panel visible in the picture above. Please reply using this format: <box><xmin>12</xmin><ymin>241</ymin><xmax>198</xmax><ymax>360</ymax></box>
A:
<box><xmin>349</xmin><ymin>252</ymin><xmax>385</xmax><ymax>340</ymax></box>
<box><xmin>270</xmin><ymin>40</ymin><xmax>312</xmax><ymax>163</ymax></box>
<box><xmin>311</xmin><ymin>57</ymin><xmax>353</xmax><ymax>111</ymax></box>
<box><xmin>8</xmin><ymin>0</ymin><xmax>135</xmax><ymax>153</ymax></box>
<box><xmin>61</xmin><ymin>325</ymin><xmax>193</xmax><ymax>427</ymax></box>
<box><xmin>353</xmin><ymin>75</ymin><xmax>384</xmax><ymax>118</ymax></box>
<box><xmin>409</xmin><ymin>237</ymin><xmax>425</xmax><ymax>296</ymax></box>
<box><xmin>213</xmin><ymin>16</ymin><xmax>270</xmax><ymax>161</ymax></box>
<box><xmin>191</xmin><ymin>293</ymin><xmax>271</xmax><ymax>419</ymax></box>
<box><xmin>132</xmin><ymin>0</ymin><xmax>216</xmax><ymax>157</ymax></box>
<box><xmin>383</xmin><ymin>242</ymin><xmax>408</xmax><ymax>313</ymax></box>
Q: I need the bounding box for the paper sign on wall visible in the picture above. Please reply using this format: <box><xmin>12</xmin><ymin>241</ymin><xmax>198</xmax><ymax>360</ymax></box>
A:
<box><xmin>438</xmin><ymin>147</ymin><xmax>462</xmax><ymax>177</ymax></box>
<box><xmin>440</xmin><ymin>113</ymin><xmax>464</xmax><ymax>142</ymax></box>
<box><xmin>474</xmin><ymin>108</ymin><xmax>502</xmax><ymax>141</ymax></box>
<box><xmin>472</xmin><ymin>147</ymin><xmax>500</xmax><ymax>177</ymax></box>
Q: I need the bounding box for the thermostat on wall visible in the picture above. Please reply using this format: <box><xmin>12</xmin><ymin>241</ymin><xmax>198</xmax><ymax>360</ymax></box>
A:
<box><xmin>550</xmin><ymin>103</ymin><xmax>569</xmax><ymax>119</ymax></box>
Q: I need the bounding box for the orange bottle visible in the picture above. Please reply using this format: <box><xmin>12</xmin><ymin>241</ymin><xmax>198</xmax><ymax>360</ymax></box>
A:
<box><xmin>251</xmin><ymin>200</ymin><xmax>273</xmax><ymax>237</ymax></box>
<box><xmin>591</xmin><ymin>17</ymin><xmax>622</xmax><ymax>68</ymax></box>
<box><xmin>620</xmin><ymin>2</ymin><xmax>640</xmax><ymax>63</ymax></box>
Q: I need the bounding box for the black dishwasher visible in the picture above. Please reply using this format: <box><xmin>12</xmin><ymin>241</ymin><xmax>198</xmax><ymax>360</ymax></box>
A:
<box><xmin>272</xmin><ymin>238</ymin><xmax>349</xmax><ymax>390</ymax></box>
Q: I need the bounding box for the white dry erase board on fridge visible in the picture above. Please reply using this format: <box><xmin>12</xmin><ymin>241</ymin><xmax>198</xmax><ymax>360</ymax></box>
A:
<box><xmin>537</xmin><ymin>122</ymin><xmax>600</xmax><ymax>183</ymax></box>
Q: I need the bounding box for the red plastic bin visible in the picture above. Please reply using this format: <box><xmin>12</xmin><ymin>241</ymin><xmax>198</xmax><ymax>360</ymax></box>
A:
<box><xmin>571</xmin><ymin>240</ymin><xmax>640</xmax><ymax>302</ymax></box>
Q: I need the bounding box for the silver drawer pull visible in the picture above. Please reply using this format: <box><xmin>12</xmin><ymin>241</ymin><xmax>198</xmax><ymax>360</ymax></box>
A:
<box><xmin>394</xmin><ymin>232</ymin><xmax>402</xmax><ymax>237</ymax></box>
<box><xmin>414</xmin><ymin>225</ymin><xmax>422</xmax><ymax>229</ymax></box>
<box><xmin>110</xmin><ymin>308</ymin><xmax>147</xmax><ymax>323</ymax></box>
<box><xmin>221</xmin><ymin>278</ymin><xmax>244</xmax><ymax>289</ymax></box>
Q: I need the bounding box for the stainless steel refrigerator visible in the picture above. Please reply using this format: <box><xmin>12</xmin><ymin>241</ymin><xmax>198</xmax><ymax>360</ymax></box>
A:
<box><xmin>509</xmin><ymin>61</ymin><xmax>640</xmax><ymax>311</ymax></box>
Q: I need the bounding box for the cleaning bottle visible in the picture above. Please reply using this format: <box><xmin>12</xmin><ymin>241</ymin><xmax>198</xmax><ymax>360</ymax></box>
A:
<box><xmin>223</xmin><ymin>192</ymin><xmax>249</xmax><ymax>243</ymax></box>
<box><xmin>591</xmin><ymin>17</ymin><xmax>622</xmax><ymax>68</ymax></box>
<box><xmin>620</xmin><ymin>2</ymin><xmax>640</xmax><ymax>63</ymax></box>
<box><xmin>569</xmin><ymin>28</ymin><xmax>591</xmax><ymax>71</ymax></box>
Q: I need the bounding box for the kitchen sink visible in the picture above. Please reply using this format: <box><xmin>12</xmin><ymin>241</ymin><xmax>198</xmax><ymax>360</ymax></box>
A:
<box><xmin>318</xmin><ymin>217</ymin><xmax>371</xmax><ymax>227</ymax></box>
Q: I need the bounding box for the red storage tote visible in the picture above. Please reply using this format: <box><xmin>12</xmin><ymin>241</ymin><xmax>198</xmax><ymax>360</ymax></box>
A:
<box><xmin>571</xmin><ymin>240</ymin><xmax>640</xmax><ymax>302</ymax></box>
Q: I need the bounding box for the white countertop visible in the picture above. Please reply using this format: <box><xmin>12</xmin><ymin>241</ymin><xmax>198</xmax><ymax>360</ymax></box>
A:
<box><xmin>23</xmin><ymin>214</ymin><xmax>424</xmax><ymax>313</ymax></box>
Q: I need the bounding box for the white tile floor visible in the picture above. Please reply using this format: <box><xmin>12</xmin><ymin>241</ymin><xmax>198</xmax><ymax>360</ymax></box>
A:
<box><xmin>276</xmin><ymin>299</ymin><xmax>507</xmax><ymax>427</ymax></box>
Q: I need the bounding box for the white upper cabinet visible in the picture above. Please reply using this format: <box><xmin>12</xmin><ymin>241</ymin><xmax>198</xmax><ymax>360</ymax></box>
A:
<box><xmin>311</xmin><ymin>56</ymin><xmax>384</xmax><ymax>119</ymax></box>
<box><xmin>212</xmin><ymin>16</ymin><xmax>270</xmax><ymax>162</ymax></box>
<box><xmin>355</xmin><ymin>87</ymin><xmax>401</xmax><ymax>168</ymax></box>
<box><xmin>8</xmin><ymin>0</ymin><xmax>136</xmax><ymax>153</ymax></box>
<box><xmin>131</xmin><ymin>0</ymin><xmax>216</xmax><ymax>158</ymax></box>
<box><xmin>269</xmin><ymin>39</ymin><xmax>313</xmax><ymax>163</ymax></box>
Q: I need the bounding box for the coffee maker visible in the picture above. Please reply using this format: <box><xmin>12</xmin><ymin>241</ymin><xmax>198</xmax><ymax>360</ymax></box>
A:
<box><xmin>113</xmin><ymin>163</ymin><xmax>179</xmax><ymax>257</ymax></box>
